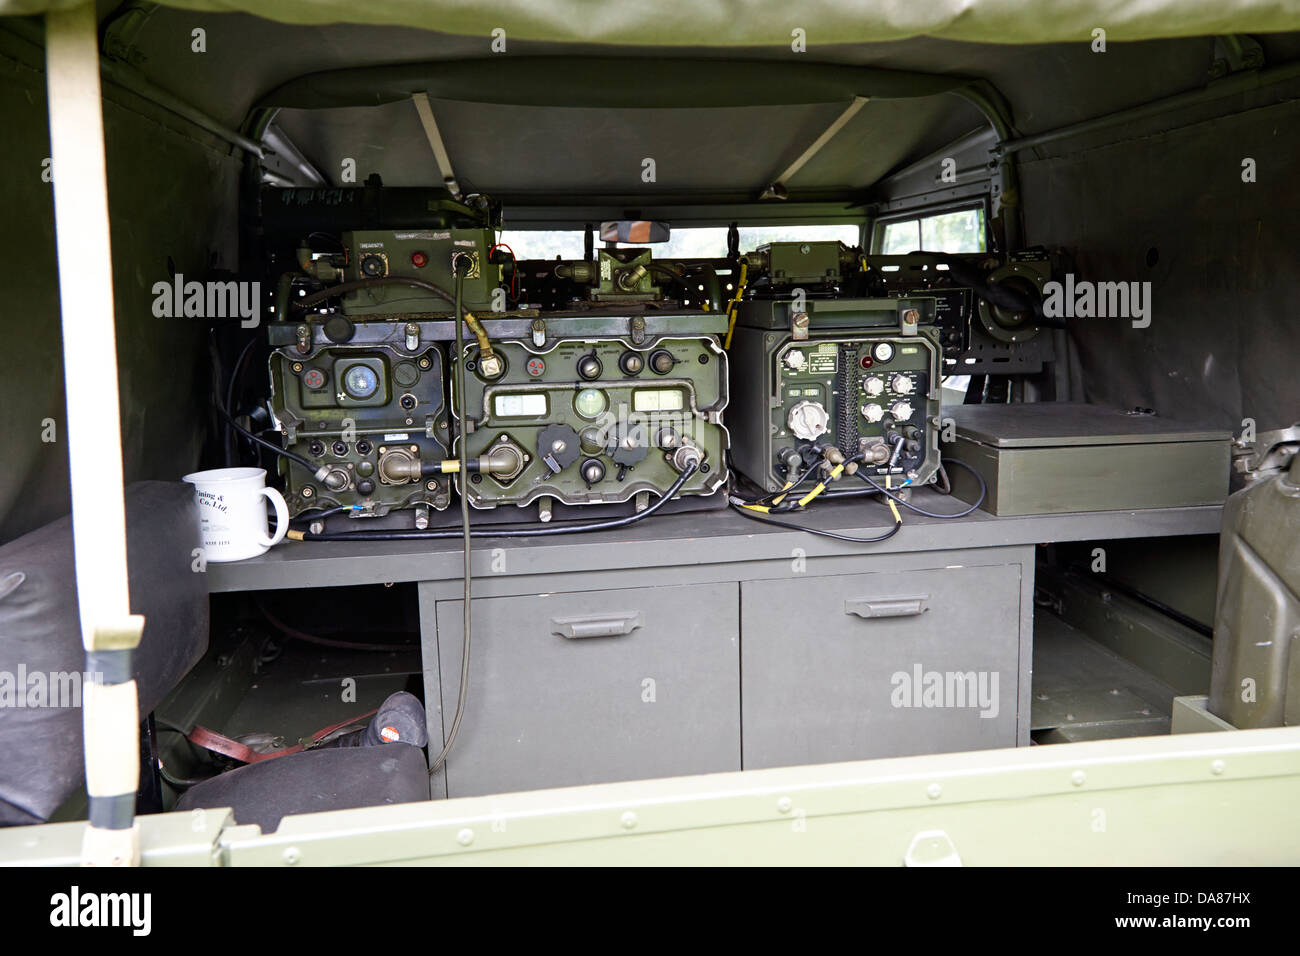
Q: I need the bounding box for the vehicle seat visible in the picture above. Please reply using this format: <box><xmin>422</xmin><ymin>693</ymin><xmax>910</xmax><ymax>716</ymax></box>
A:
<box><xmin>175</xmin><ymin>744</ymin><xmax>430</xmax><ymax>832</ymax></box>
<box><xmin>0</xmin><ymin>481</ymin><xmax>430</xmax><ymax>831</ymax></box>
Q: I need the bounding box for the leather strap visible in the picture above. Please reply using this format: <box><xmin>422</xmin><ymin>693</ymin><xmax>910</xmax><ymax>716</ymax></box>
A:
<box><xmin>187</xmin><ymin>708</ymin><xmax>379</xmax><ymax>764</ymax></box>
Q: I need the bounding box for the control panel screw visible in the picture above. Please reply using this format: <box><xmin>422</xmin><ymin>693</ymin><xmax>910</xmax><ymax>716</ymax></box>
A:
<box><xmin>620</xmin><ymin>811</ymin><xmax>638</xmax><ymax>830</ymax></box>
<box><xmin>926</xmin><ymin>783</ymin><xmax>942</xmax><ymax>800</ymax></box>
<box><xmin>456</xmin><ymin>828</ymin><xmax>474</xmax><ymax>846</ymax></box>
<box><xmin>776</xmin><ymin>797</ymin><xmax>793</xmax><ymax>814</ymax></box>
<box><xmin>282</xmin><ymin>847</ymin><xmax>301</xmax><ymax>865</ymax></box>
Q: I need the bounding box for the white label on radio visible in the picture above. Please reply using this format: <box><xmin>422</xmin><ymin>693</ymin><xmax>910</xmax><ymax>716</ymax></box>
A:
<box><xmin>494</xmin><ymin>394</ymin><xmax>547</xmax><ymax>417</ymax></box>
<box><xmin>383</xmin><ymin>433</ymin><xmax>410</xmax><ymax>441</ymax></box>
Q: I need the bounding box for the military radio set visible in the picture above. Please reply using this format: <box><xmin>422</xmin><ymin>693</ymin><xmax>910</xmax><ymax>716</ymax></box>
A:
<box><xmin>261</xmin><ymin>186</ymin><xmax>729</xmax><ymax>530</ymax></box>
<box><xmin>250</xmin><ymin>184</ymin><xmax>1047</xmax><ymax>537</ymax></box>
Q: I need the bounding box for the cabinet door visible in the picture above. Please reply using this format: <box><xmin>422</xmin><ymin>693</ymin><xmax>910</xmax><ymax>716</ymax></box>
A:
<box><xmin>435</xmin><ymin>582</ymin><xmax>739</xmax><ymax>798</ymax></box>
<box><xmin>742</xmin><ymin>564</ymin><xmax>1021</xmax><ymax>769</ymax></box>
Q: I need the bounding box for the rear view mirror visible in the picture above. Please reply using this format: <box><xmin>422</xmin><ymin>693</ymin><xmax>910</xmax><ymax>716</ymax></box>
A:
<box><xmin>600</xmin><ymin>220</ymin><xmax>670</xmax><ymax>244</ymax></box>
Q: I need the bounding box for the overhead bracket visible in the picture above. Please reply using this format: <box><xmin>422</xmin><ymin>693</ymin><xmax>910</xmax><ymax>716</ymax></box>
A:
<box><xmin>412</xmin><ymin>92</ymin><xmax>462</xmax><ymax>199</ymax></box>
<box><xmin>761</xmin><ymin>96</ymin><xmax>870</xmax><ymax>200</ymax></box>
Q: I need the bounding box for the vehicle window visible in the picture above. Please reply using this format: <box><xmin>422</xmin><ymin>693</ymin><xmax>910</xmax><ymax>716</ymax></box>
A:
<box><xmin>495</xmin><ymin>230</ymin><xmax>587</xmax><ymax>259</ymax></box>
<box><xmin>877</xmin><ymin>207</ymin><xmax>985</xmax><ymax>254</ymax></box>
<box><xmin>499</xmin><ymin>224</ymin><xmax>862</xmax><ymax>260</ymax></box>
<box><xmin>738</xmin><ymin>224</ymin><xmax>860</xmax><ymax>252</ymax></box>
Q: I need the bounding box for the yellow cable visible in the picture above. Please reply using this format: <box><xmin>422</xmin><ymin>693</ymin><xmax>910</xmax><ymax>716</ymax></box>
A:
<box><xmin>797</xmin><ymin>462</ymin><xmax>845</xmax><ymax>508</ymax></box>
<box><xmin>885</xmin><ymin>474</ymin><xmax>902</xmax><ymax>523</ymax></box>
<box><xmin>722</xmin><ymin>263</ymin><xmax>749</xmax><ymax>350</ymax></box>
<box><xmin>461</xmin><ymin>310</ymin><xmax>497</xmax><ymax>367</ymax></box>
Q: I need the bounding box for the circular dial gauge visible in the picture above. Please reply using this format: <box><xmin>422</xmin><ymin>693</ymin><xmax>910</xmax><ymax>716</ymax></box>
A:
<box><xmin>574</xmin><ymin>388</ymin><xmax>608</xmax><ymax>420</ymax></box>
<box><xmin>342</xmin><ymin>364</ymin><xmax>379</xmax><ymax>400</ymax></box>
<box><xmin>787</xmin><ymin>400</ymin><xmax>830</xmax><ymax>440</ymax></box>
<box><xmin>872</xmin><ymin>342</ymin><xmax>895</xmax><ymax>363</ymax></box>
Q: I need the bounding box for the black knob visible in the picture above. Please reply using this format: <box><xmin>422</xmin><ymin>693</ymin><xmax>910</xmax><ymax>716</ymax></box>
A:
<box><xmin>577</xmin><ymin>355</ymin><xmax>603</xmax><ymax>380</ymax></box>
<box><xmin>619</xmin><ymin>351</ymin><xmax>645</xmax><ymax>375</ymax></box>
<box><xmin>357</xmin><ymin>479</ymin><xmax>375</xmax><ymax>495</ymax></box>
<box><xmin>649</xmin><ymin>349</ymin><xmax>674</xmax><ymax>374</ymax></box>
<box><xmin>580</xmin><ymin>458</ymin><xmax>606</xmax><ymax>486</ymax></box>
<box><xmin>323</xmin><ymin>315</ymin><xmax>355</xmax><ymax>344</ymax></box>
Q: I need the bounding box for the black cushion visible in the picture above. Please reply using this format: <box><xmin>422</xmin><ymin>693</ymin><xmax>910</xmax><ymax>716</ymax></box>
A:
<box><xmin>0</xmin><ymin>481</ymin><xmax>209</xmax><ymax>825</ymax></box>
<box><xmin>175</xmin><ymin>744</ymin><xmax>430</xmax><ymax>832</ymax></box>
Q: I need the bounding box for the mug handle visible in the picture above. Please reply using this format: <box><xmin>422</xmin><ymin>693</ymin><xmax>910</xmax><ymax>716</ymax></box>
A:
<box><xmin>258</xmin><ymin>486</ymin><xmax>290</xmax><ymax>547</ymax></box>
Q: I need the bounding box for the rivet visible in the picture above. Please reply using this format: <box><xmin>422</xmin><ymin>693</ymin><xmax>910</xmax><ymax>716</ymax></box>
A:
<box><xmin>1071</xmin><ymin>770</ymin><xmax>1086</xmax><ymax>787</ymax></box>
<box><xmin>777</xmin><ymin>797</ymin><xmax>793</xmax><ymax>814</ymax></box>
<box><xmin>621</xmin><ymin>811</ymin><xmax>638</xmax><ymax>830</ymax></box>
<box><xmin>457</xmin><ymin>828</ymin><xmax>474</xmax><ymax>846</ymax></box>
<box><xmin>282</xmin><ymin>847</ymin><xmax>300</xmax><ymax>865</ymax></box>
<box><xmin>926</xmin><ymin>783</ymin><xmax>942</xmax><ymax>800</ymax></box>
<box><xmin>1211</xmin><ymin>760</ymin><xmax>1226</xmax><ymax>776</ymax></box>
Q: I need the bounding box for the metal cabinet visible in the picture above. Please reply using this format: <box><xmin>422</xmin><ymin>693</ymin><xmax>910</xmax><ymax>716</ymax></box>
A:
<box><xmin>429</xmin><ymin>581</ymin><xmax>740</xmax><ymax>798</ymax></box>
<box><xmin>740</xmin><ymin>563</ymin><xmax>1022</xmax><ymax>769</ymax></box>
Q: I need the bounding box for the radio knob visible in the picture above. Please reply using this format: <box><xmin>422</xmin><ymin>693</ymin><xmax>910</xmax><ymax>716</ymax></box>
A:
<box><xmin>577</xmin><ymin>355</ymin><xmax>603</xmax><ymax>380</ymax></box>
<box><xmin>784</xmin><ymin>350</ymin><xmax>807</xmax><ymax>371</ymax></box>
<box><xmin>787</xmin><ymin>400</ymin><xmax>830</xmax><ymax>441</ymax></box>
<box><xmin>862</xmin><ymin>403</ymin><xmax>884</xmax><ymax>423</ymax></box>
<box><xmin>863</xmin><ymin>376</ymin><xmax>885</xmax><ymax>396</ymax></box>
<box><xmin>649</xmin><ymin>349</ymin><xmax>675</xmax><ymax>374</ymax></box>
<box><xmin>891</xmin><ymin>374</ymin><xmax>915</xmax><ymax>394</ymax></box>
<box><xmin>581</xmin><ymin>459</ymin><xmax>606</xmax><ymax>485</ymax></box>
<box><xmin>890</xmin><ymin>400</ymin><xmax>914</xmax><ymax>420</ymax></box>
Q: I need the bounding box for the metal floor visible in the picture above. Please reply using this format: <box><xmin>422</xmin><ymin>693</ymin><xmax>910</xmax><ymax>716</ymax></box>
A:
<box><xmin>1030</xmin><ymin>611</ymin><xmax>1182</xmax><ymax>743</ymax></box>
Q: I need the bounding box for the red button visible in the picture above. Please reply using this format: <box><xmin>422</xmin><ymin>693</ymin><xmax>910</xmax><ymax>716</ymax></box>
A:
<box><xmin>411</xmin><ymin>251</ymin><xmax>428</xmax><ymax>268</ymax></box>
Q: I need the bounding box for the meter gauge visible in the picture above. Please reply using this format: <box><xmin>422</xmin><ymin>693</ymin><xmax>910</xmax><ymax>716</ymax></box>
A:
<box><xmin>341</xmin><ymin>363</ymin><xmax>379</xmax><ymax>400</ymax></box>
<box><xmin>574</xmin><ymin>388</ymin><xmax>608</xmax><ymax>420</ymax></box>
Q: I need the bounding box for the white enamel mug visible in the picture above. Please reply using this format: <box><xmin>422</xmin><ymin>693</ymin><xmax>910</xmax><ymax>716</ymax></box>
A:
<box><xmin>182</xmin><ymin>467</ymin><xmax>289</xmax><ymax>563</ymax></box>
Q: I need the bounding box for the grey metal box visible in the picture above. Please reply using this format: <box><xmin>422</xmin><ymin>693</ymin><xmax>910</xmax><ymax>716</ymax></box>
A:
<box><xmin>941</xmin><ymin>403</ymin><xmax>1231</xmax><ymax>516</ymax></box>
<box><xmin>430</xmin><ymin>582</ymin><xmax>740</xmax><ymax>798</ymax></box>
<box><xmin>741</xmin><ymin>563</ymin><xmax>1022</xmax><ymax>769</ymax></box>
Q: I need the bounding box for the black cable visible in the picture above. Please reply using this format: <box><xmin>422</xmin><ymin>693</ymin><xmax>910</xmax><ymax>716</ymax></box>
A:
<box><xmin>215</xmin><ymin>390</ymin><xmax>318</xmax><ymax>472</ymax></box>
<box><xmin>857</xmin><ymin>457</ymin><xmax>987</xmax><ymax>518</ymax></box>
<box><xmin>298</xmin><ymin>463</ymin><xmax>698</xmax><ymax>542</ymax></box>
<box><xmin>729</xmin><ymin>500</ymin><xmax>903</xmax><ymax>544</ymax></box>
<box><xmin>430</xmin><ymin>269</ymin><xmax>473</xmax><ymax>777</ymax></box>
<box><xmin>288</xmin><ymin>505</ymin><xmax>359</xmax><ymax>526</ymax></box>
<box><xmin>748</xmin><ymin>459</ymin><xmax>822</xmax><ymax>505</ymax></box>
<box><xmin>292</xmin><ymin>275</ymin><xmax>458</xmax><ymax>312</ymax></box>
<box><xmin>225</xmin><ymin>336</ymin><xmax>258</xmax><ymax>466</ymax></box>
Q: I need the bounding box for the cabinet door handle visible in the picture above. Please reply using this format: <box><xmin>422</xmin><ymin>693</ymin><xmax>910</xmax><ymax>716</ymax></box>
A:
<box><xmin>844</xmin><ymin>596</ymin><xmax>928</xmax><ymax>619</ymax></box>
<box><xmin>551</xmin><ymin>611</ymin><xmax>644</xmax><ymax>639</ymax></box>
